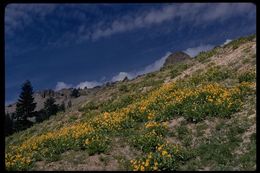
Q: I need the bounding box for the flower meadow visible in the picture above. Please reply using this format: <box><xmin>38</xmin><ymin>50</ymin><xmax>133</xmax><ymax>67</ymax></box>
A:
<box><xmin>5</xmin><ymin>79</ymin><xmax>255</xmax><ymax>171</ymax></box>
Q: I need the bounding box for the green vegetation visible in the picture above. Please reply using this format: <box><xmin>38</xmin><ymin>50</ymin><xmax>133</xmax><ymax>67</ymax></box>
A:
<box><xmin>119</xmin><ymin>84</ymin><xmax>129</xmax><ymax>92</ymax></box>
<box><xmin>225</xmin><ymin>34</ymin><xmax>256</xmax><ymax>50</ymax></box>
<box><xmin>195</xmin><ymin>47</ymin><xmax>220</xmax><ymax>62</ymax></box>
<box><xmin>170</xmin><ymin>62</ymin><xmax>190</xmax><ymax>79</ymax></box>
<box><xmin>14</xmin><ymin>80</ymin><xmax>36</xmax><ymax>131</ymax></box>
<box><xmin>238</xmin><ymin>71</ymin><xmax>256</xmax><ymax>83</ymax></box>
<box><xmin>206</xmin><ymin>66</ymin><xmax>231</xmax><ymax>81</ymax></box>
<box><xmin>79</xmin><ymin>101</ymin><xmax>98</xmax><ymax>112</ymax></box>
<box><xmin>130</xmin><ymin>132</ymin><xmax>164</xmax><ymax>153</ymax></box>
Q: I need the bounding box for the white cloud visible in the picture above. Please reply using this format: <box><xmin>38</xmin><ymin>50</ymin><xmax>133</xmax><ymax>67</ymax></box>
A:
<box><xmin>91</xmin><ymin>5</ymin><xmax>178</xmax><ymax>40</ymax></box>
<box><xmin>184</xmin><ymin>38</ymin><xmax>236</xmax><ymax>57</ymax></box>
<box><xmin>76</xmin><ymin>81</ymin><xmax>102</xmax><ymax>89</ymax></box>
<box><xmin>111</xmin><ymin>52</ymin><xmax>172</xmax><ymax>82</ymax></box>
<box><xmin>111</xmin><ymin>72</ymin><xmax>133</xmax><ymax>82</ymax></box>
<box><xmin>54</xmin><ymin>80</ymin><xmax>103</xmax><ymax>91</ymax></box>
<box><xmin>5</xmin><ymin>4</ymin><xmax>57</xmax><ymax>36</ymax></box>
<box><xmin>91</xmin><ymin>3</ymin><xmax>255</xmax><ymax>40</ymax></box>
<box><xmin>136</xmin><ymin>52</ymin><xmax>172</xmax><ymax>75</ymax></box>
<box><xmin>221</xmin><ymin>39</ymin><xmax>232</xmax><ymax>46</ymax></box>
<box><xmin>5</xmin><ymin>3</ymin><xmax>255</xmax><ymax>45</ymax></box>
<box><xmin>55</xmin><ymin>82</ymin><xmax>73</xmax><ymax>91</ymax></box>
<box><xmin>184</xmin><ymin>45</ymin><xmax>214</xmax><ymax>57</ymax></box>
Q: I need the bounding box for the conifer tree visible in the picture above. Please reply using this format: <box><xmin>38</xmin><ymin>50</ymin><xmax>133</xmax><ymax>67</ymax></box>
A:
<box><xmin>44</xmin><ymin>97</ymin><xmax>59</xmax><ymax>118</ymax></box>
<box><xmin>15</xmin><ymin>80</ymin><xmax>36</xmax><ymax>130</ymax></box>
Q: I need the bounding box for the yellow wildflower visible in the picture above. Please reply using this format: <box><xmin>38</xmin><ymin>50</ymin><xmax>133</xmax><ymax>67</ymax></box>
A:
<box><xmin>162</xmin><ymin>150</ymin><xmax>168</xmax><ymax>156</ymax></box>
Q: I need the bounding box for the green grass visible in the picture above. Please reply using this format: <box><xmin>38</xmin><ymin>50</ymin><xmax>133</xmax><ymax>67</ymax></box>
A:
<box><xmin>169</xmin><ymin>62</ymin><xmax>192</xmax><ymax>79</ymax></box>
<box><xmin>178</xmin><ymin>115</ymin><xmax>254</xmax><ymax>171</ymax></box>
<box><xmin>225</xmin><ymin>34</ymin><xmax>256</xmax><ymax>50</ymax></box>
<box><xmin>129</xmin><ymin>131</ymin><xmax>164</xmax><ymax>153</ymax></box>
<box><xmin>195</xmin><ymin>47</ymin><xmax>219</xmax><ymax>63</ymax></box>
<box><xmin>238</xmin><ymin>71</ymin><xmax>256</xmax><ymax>83</ymax></box>
<box><xmin>196</xmin><ymin>123</ymin><xmax>208</xmax><ymax>137</ymax></box>
<box><xmin>118</xmin><ymin>84</ymin><xmax>129</xmax><ymax>92</ymax></box>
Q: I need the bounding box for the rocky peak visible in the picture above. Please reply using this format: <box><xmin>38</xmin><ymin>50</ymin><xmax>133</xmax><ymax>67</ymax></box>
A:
<box><xmin>122</xmin><ymin>76</ymin><xmax>129</xmax><ymax>82</ymax></box>
<box><xmin>38</xmin><ymin>89</ymin><xmax>55</xmax><ymax>98</ymax></box>
<box><xmin>163</xmin><ymin>51</ymin><xmax>191</xmax><ymax>67</ymax></box>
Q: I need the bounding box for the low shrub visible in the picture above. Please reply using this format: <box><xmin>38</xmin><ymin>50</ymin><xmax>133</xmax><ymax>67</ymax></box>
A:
<box><xmin>206</xmin><ymin>67</ymin><xmax>231</xmax><ymax>82</ymax></box>
<box><xmin>225</xmin><ymin>34</ymin><xmax>256</xmax><ymax>50</ymax></box>
<box><xmin>130</xmin><ymin>143</ymin><xmax>184</xmax><ymax>171</ymax></box>
<box><xmin>144</xmin><ymin>121</ymin><xmax>168</xmax><ymax>137</ymax></box>
<box><xmin>130</xmin><ymin>131</ymin><xmax>164</xmax><ymax>153</ymax></box>
<box><xmin>195</xmin><ymin>48</ymin><xmax>218</xmax><ymax>62</ymax></box>
<box><xmin>119</xmin><ymin>84</ymin><xmax>129</xmax><ymax>92</ymax></box>
<box><xmin>238</xmin><ymin>71</ymin><xmax>256</xmax><ymax>83</ymax></box>
<box><xmin>79</xmin><ymin>101</ymin><xmax>98</xmax><ymax>112</ymax></box>
<box><xmin>83</xmin><ymin>134</ymin><xmax>110</xmax><ymax>155</ymax></box>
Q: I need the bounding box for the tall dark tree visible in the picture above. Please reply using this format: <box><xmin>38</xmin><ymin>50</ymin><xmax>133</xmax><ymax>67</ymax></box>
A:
<box><xmin>44</xmin><ymin>97</ymin><xmax>59</xmax><ymax>119</ymax></box>
<box><xmin>35</xmin><ymin>109</ymin><xmax>48</xmax><ymax>123</ymax></box>
<box><xmin>15</xmin><ymin>80</ymin><xmax>36</xmax><ymax>130</ymax></box>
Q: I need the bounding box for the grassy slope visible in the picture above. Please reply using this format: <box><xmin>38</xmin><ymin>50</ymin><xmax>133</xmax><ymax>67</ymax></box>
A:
<box><xmin>5</xmin><ymin>34</ymin><xmax>256</xmax><ymax>171</ymax></box>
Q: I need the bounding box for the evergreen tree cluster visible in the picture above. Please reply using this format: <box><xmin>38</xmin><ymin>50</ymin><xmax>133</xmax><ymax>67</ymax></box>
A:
<box><xmin>5</xmin><ymin>80</ymin><xmax>67</xmax><ymax>137</ymax></box>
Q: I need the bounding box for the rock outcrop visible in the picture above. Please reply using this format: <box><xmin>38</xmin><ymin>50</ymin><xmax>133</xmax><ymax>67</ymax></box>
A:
<box><xmin>163</xmin><ymin>51</ymin><xmax>191</xmax><ymax>67</ymax></box>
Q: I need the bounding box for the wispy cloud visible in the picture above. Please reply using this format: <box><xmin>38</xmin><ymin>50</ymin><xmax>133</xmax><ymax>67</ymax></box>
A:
<box><xmin>111</xmin><ymin>72</ymin><xmax>133</xmax><ymax>82</ymax></box>
<box><xmin>111</xmin><ymin>52</ymin><xmax>171</xmax><ymax>82</ymax></box>
<box><xmin>54</xmin><ymin>80</ymin><xmax>102</xmax><ymax>91</ymax></box>
<box><xmin>5</xmin><ymin>4</ymin><xmax>57</xmax><ymax>36</ymax></box>
<box><xmin>55</xmin><ymin>81</ymin><xmax>73</xmax><ymax>91</ymax></box>
<box><xmin>184</xmin><ymin>38</ymin><xmax>238</xmax><ymax>57</ymax></box>
<box><xmin>76</xmin><ymin>81</ymin><xmax>102</xmax><ymax>89</ymax></box>
<box><xmin>91</xmin><ymin>3</ymin><xmax>255</xmax><ymax>40</ymax></box>
<box><xmin>184</xmin><ymin>45</ymin><xmax>214</xmax><ymax>57</ymax></box>
<box><xmin>221</xmin><ymin>39</ymin><xmax>232</xmax><ymax>46</ymax></box>
<box><xmin>5</xmin><ymin>3</ymin><xmax>256</xmax><ymax>45</ymax></box>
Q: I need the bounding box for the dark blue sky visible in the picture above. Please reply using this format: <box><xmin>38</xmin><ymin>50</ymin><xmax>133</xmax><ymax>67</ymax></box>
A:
<box><xmin>5</xmin><ymin>3</ymin><xmax>256</xmax><ymax>104</ymax></box>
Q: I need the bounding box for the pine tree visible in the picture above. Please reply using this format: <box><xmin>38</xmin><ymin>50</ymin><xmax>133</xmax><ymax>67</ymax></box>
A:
<box><xmin>35</xmin><ymin>109</ymin><xmax>47</xmax><ymax>123</ymax></box>
<box><xmin>15</xmin><ymin>80</ymin><xmax>36</xmax><ymax>130</ymax></box>
<box><xmin>44</xmin><ymin>97</ymin><xmax>59</xmax><ymax>119</ymax></box>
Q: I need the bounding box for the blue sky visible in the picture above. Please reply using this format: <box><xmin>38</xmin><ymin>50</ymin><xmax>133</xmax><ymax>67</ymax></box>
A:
<box><xmin>5</xmin><ymin>3</ymin><xmax>256</xmax><ymax>105</ymax></box>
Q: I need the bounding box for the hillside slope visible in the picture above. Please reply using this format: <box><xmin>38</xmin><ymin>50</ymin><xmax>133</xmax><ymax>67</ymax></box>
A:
<box><xmin>5</xmin><ymin>34</ymin><xmax>256</xmax><ymax>171</ymax></box>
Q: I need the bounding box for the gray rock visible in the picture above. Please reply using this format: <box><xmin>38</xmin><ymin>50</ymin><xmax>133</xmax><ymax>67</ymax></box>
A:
<box><xmin>163</xmin><ymin>51</ymin><xmax>191</xmax><ymax>67</ymax></box>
